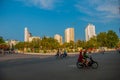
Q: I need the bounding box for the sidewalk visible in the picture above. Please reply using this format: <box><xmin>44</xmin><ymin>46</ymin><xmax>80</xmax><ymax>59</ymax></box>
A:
<box><xmin>24</xmin><ymin>52</ymin><xmax>79</xmax><ymax>55</ymax></box>
<box><xmin>0</xmin><ymin>52</ymin><xmax>79</xmax><ymax>62</ymax></box>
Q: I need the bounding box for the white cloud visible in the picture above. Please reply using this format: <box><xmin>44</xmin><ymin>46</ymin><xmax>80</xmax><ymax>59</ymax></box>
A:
<box><xmin>16</xmin><ymin>0</ymin><xmax>60</xmax><ymax>10</ymax></box>
<box><xmin>75</xmin><ymin>4</ymin><xmax>92</xmax><ymax>15</ymax></box>
<box><xmin>33</xmin><ymin>0</ymin><xmax>56</xmax><ymax>10</ymax></box>
<box><xmin>97</xmin><ymin>5</ymin><xmax>118</xmax><ymax>14</ymax></box>
<box><xmin>75</xmin><ymin>0</ymin><xmax>120</xmax><ymax>22</ymax></box>
<box><xmin>96</xmin><ymin>0</ymin><xmax>119</xmax><ymax>14</ymax></box>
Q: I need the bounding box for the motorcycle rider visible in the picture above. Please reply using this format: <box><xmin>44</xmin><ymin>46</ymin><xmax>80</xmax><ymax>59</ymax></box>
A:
<box><xmin>83</xmin><ymin>49</ymin><xmax>89</xmax><ymax>66</ymax></box>
<box><xmin>78</xmin><ymin>49</ymin><xmax>85</xmax><ymax>64</ymax></box>
<box><xmin>63</xmin><ymin>49</ymin><xmax>67</xmax><ymax>57</ymax></box>
<box><xmin>56</xmin><ymin>49</ymin><xmax>60</xmax><ymax>56</ymax></box>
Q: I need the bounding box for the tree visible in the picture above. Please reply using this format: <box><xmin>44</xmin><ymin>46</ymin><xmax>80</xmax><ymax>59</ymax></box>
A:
<box><xmin>76</xmin><ymin>40</ymin><xmax>83</xmax><ymax>48</ymax></box>
<box><xmin>46</xmin><ymin>37</ymin><xmax>60</xmax><ymax>50</ymax></box>
<box><xmin>0</xmin><ymin>36</ymin><xmax>9</xmax><ymax>50</ymax></box>
<box><xmin>87</xmin><ymin>36</ymin><xmax>98</xmax><ymax>48</ymax></box>
<box><xmin>41</xmin><ymin>36</ymin><xmax>60</xmax><ymax>50</ymax></box>
<box><xmin>32</xmin><ymin>38</ymin><xmax>41</xmax><ymax>48</ymax></box>
<box><xmin>107</xmin><ymin>30</ymin><xmax>119</xmax><ymax>48</ymax></box>
<box><xmin>69</xmin><ymin>41</ymin><xmax>75</xmax><ymax>49</ymax></box>
<box><xmin>97</xmin><ymin>30</ymin><xmax>119</xmax><ymax>48</ymax></box>
<box><xmin>63</xmin><ymin>41</ymin><xmax>75</xmax><ymax>49</ymax></box>
<box><xmin>97</xmin><ymin>32</ymin><xmax>108</xmax><ymax>47</ymax></box>
<box><xmin>79</xmin><ymin>40</ymin><xmax>86</xmax><ymax>49</ymax></box>
<box><xmin>15</xmin><ymin>42</ymin><xmax>24</xmax><ymax>51</ymax></box>
<box><xmin>0</xmin><ymin>36</ymin><xmax>5</xmax><ymax>44</ymax></box>
<box><xmin>116</xmin><ymin>39</ymin><xmax>120</xmax><ymax>48</ymax></box>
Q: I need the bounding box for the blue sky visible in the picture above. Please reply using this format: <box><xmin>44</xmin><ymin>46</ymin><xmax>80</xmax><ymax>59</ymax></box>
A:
<box><xmin>0</xmin><ymin>0</ymin><xmax>120</xmax><ymax>41</ymax></box>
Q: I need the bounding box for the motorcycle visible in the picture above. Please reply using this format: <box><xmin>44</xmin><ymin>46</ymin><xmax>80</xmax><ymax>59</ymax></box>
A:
<box><xmin>55</xmin><ymin>53</ymin><xmax>67</xmax><ymax>59</ymax></box>
<box><xmin>76</xmin><ymin>56</ymin><xmax>98</xmax><ymax>69</ymax></box>
<box><xmin>60</xmin><ymin>53</ymin><xmax>67</xmax><ymax>58</ymax></box>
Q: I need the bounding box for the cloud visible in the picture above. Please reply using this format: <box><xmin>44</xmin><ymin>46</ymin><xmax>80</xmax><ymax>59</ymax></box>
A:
<box><xmin>96</xmin><ymin>0</ymin><xmax>119</xmax><ymax>14</ymax></box>
<box><xmin>75</xmin><ymin>0</ymin><xmax>120</xmax><ymax>22</ymax></box>
<box><xmin>15</xmin><ymin>0</ymin><xmax>60</xmax><ymax>10</ymax></box>
<box><xmin>75</xmin><ymin>4</ymin><xmax>93</xmax><ymax>15</ymax></box>
<box><xmin>80</xmin><ymin>17</ymin><xmax>112</xmax><ymax>23</ymax></box>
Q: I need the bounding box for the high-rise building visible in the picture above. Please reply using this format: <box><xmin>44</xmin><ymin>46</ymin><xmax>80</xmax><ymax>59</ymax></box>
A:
<box><xmin>24</xmin><ymin>27</ymin><xmax>31</xmax><ymax>42</ymax></box>
<box><xmin>65</xmin><ymin>28</ymin><xmax>74</xmax><ymax>43</ymax></box>
<box><xmin>54</xmin><ymin>34</ymin><xmax>62</xmax><ymax>44</ymax></box>
<box><xmin>85</xmin><ymin>24</ymin><xmax>96</xmax><ymax>41</ymax></box>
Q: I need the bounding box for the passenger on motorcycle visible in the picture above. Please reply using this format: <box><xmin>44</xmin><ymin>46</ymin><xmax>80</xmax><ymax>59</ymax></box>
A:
<box><xmin>78</xmin><ymin>49</ymin><xmax>89</xmax><ymax>66</ymax></box>
<box><xmin>83</xmin><ymin>50</ymin><xmax>89</xmax><ymax>66</ymax></box>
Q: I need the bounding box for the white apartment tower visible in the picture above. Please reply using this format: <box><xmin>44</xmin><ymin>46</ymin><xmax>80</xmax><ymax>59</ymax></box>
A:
<box><xmin>54</xmin><ymin>34</ymin><xmax>62</xmax><ymax>44</ymax></box>
<box><xmin>65</xmin><ymin>28</ymin><xmax>74</xmax><ymax>43</ymax></box>
<box><xmin>24</xmin><ymin>27</ymin><xmax>31</xmax><ymax>42</ymax></box>
<box><xmin>85</xmin><ymin>24</ymin><xmax>96</xmax><ymax>41</ymax></box>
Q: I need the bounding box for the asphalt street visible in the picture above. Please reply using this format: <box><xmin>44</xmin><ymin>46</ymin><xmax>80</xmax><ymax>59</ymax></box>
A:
<box><xmin>0</xmin><ymin>51</ymin><xmax>120</xmax><ymax>80</ymax></box>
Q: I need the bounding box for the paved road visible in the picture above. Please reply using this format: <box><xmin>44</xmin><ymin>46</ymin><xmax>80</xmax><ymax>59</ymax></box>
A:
<box><xmin>0</xmin><ymin>52</ymin><xmax>120</xmax><ymax>80</ymax></box>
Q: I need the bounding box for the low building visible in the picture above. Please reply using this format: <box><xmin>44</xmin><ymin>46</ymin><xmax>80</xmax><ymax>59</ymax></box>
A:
<box><xmin>29</xmin><ymin>36</ymin><xmax>40</xmax><ymax>42</ymax></box>
<box><xmin>54</xmin><ymin>34</ymin><xmax>62</xmax><ymax>44</ymax></box>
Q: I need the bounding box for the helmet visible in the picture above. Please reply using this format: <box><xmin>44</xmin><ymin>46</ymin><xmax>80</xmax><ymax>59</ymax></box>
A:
<box><xmin>83</xmin><ymin>49</ymin><xmax>87</xmax><ymax>53</ymax></box>
<box><xmin>79</xmin><ymin>49</ymin><xmax>82</xmax><ymax>54</ymax></box>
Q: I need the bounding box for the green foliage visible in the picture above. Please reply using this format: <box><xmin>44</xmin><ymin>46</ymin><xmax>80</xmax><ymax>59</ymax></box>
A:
<box><xmin>63</xmin><ymin>41</ymin><xmax>75</xmax><ymax>49</ymax></box>
<box><xmin>76</xmin><ymin>40</ymin><xmax>86</xmax><ymax>49</ymax></box>
<box><xmin>15</xmin><ymin>36</ymin><xmax>60</xmax><ymax>53</ymax></box>
<box><xmin>116</xmin><ymin>39</ymin><xmax>120</xmax><ymax>48</ymax></box>
<box><xmin>106</xmin><ymin>30</ymin><xmax>119</xmax><ymax>48</ymax></box>
<box><xmin>0</xmin><ymin>36</ymin><xmax>5</xmax><ymax>44</ymax></box>
<box><xmin>14</xmin><ymin>30</ymin><xmax>119</xmax><ymax>52</ymax></box>
<box><xmin>31</xmin><ymin>38</ymin><xmax>41</xmax><ymax>48</ymax></box>
<box><xmin>87</xmin><ymin>36</ymin><xmax>99</xmax><ymax>48</ymax></box>
<box><xmin>75</xmin><ymin>30</ymin><xmax>118</xmax><ymax>49</ymax></box>
<box><xmin>97</xmin><ymin>32</ymin><xmax>107</xmax><ymax>47</ymax></box>
<box><xmin>15</xmin><ymin>42</ymin><xmax>24</xmax><ymax>51</ymax></box>
<box><xmin>76</xmin><ymin>40</ymin><xmax>82</xmax><ymax>47</ymax></box>
<box><xmin>97</xmin><ymin>30</ymin><xmax>119</xmax><ymax>48</ymax></box>
<box><xmin>41</xmin><ymin>37</ymin><xmax>60</xmax><ymax>50</ymax></box>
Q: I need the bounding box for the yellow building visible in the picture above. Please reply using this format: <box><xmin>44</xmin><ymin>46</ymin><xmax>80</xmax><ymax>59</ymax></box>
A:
<box><xmin>65</xmin><ymin>28</ymin><xmax>74</xmax><ymax>43</ymax></box>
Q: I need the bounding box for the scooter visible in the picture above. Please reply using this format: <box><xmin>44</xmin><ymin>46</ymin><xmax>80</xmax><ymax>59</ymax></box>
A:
<box><xmin>60</xmin><ymin>53</ymin><xmax>67</xmax><ymax>58</ymax></box>
<box><xmin>76</xmin><ymin>56</ymin><xmax>98</xmax><ymax>69</ymax></box>
<box><xmin>55</xmin><ymin>53</ymin><xmax>67</xmax><ymax>59</ymax></box>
